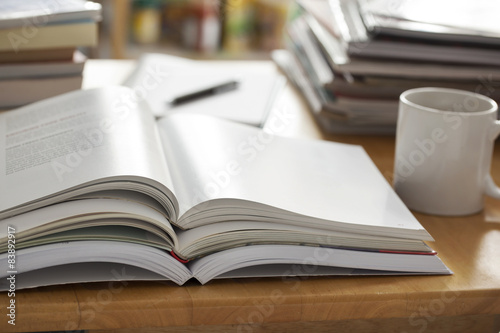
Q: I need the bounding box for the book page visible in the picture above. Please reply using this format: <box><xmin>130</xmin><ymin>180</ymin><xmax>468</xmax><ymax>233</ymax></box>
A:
<box><xmin>189</xmin><ymin>244</ymin><xmax>451</xmax><ymax>284</ymax></box>
<box><xmin>0</xmin><ymin>197</ymin><xmax>177</xmax><ymax>245</ymax></box>
<box><xmin>0</xmin><ymin>86</ymin><xmax>177</xmax><ymax>218</ymax></box>
<box><xmin>0</xmin><ymin>241</ymin><xmax>192</xmax><ymax>288</ymax></box>
<box><xmin>156</xmin><ymin>113</ymin><xmax>428</xmax><ymax>238</ymax></box>
<box><xmin>175</xmin><ymin>220</ymin><xmax>429</xmax><ymax>260</ymax></box>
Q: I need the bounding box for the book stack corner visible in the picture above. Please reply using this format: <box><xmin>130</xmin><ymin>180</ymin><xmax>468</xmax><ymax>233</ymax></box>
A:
<box><xmin>275</xmin><ymin>0</ymin><xmax>500</xmax><ymax>134</ymax></box>
<box><xmin>0</xmin><ymin>0</ymin><xmax>102</xmax><ymax>110</ymax></box>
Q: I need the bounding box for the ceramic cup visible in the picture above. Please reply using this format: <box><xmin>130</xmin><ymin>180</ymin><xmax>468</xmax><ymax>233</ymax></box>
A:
<box><xmin>394</xmin><ymin>87</ymin><xmax>500</xmax><ymax>216</ymax></box>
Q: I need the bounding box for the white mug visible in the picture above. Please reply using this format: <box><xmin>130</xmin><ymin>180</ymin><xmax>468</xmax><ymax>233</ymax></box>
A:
<box><xmin>394</xmin><ymin>87</ymin><xmax>500</xmax><ymax>216</ymax></box>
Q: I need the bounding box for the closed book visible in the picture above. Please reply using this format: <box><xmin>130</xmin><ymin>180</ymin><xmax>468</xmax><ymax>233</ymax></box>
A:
<box><xmin>0</xmin><ymin>75</ymin><xmax>82</xmax><ymax>108</ymax></box>
<box><xmin>0</xmin><ymin>22</ymin><xmax>98</xmax><ymax>52</ymax></box>
<box><xmin>0</xmin><ymin>50</ymin><xmax>86</xmax><ymax>79</ymax></box>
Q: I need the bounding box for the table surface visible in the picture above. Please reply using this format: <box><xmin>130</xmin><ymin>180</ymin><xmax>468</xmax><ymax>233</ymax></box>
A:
<box><xmin>1</xmin><ymin>60</ymin><xmax>499</xmax><ymax>333</ymax></box>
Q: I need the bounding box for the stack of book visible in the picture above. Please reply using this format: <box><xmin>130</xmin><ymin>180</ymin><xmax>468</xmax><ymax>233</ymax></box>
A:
<box><xmin>0</xmin><ymin>0</ymin><xmax>101</xmax><ymax>109</ymax></box>
<box><xmin>0</xmin><ymin>86</ymin><xmax>450</xmax><ymax>289</ymax></box>
<box><xmin>275</xmin><ymin>0</ymin><xmax>500</xmax><ymax>134</ymax></box>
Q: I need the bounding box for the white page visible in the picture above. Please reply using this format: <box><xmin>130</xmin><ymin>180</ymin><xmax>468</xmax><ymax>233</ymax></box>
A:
<box><xmin>123</xmin><ymin>53</ymin><xmax>284</xmax><ymax>126</ymax></box>
<box><xmin>175</xmin><ymin>220</ymin><xmax>428</xmax><ymax>259</ymax></box>
<box><xmin>362</xmin><ymin>0</ymin><xmax>500</xmax><ymax>36</ymax></box>
<box><xmin>0</xmin><ymin>0</ymin><xmax>102</xmax><ymax>29</ymax></box>
<box><xmin>0</xmin><ymin>198</ymin><xmax>176</xmax><ymax>242</ymax></box>
<box><xmin>0</xmin><ymin>87</ymin><xmax>177</xmax><ymax>218</ymax></box>
<box><xmin>177</xmin><ymin>221</ymin><xmax>421</xmax><ymax>249</ymax></box>
<box><xmin>156</xmin><ymin>113</ymin><xmax>429</xmax><ymax>238</ymax></box>
<box><xmin>0</xmin><ymin>241</ymin><xmax>192</xmax><ymax>286</ymax></box>
<box><xmin>189</xmin><ymin>244</ymin><xmax>451</xmax><ymax>284</ymax></box>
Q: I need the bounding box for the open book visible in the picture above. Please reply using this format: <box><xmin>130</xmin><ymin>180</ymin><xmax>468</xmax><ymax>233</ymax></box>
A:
<box><xmin>0</xmin><ymin>87</ymin><xmax>450</xmax><ymax>289</ymax></box>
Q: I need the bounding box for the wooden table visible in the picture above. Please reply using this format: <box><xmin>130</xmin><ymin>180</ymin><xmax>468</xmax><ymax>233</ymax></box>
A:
<box><xmin>1</xmin><ymin>60</ymin><xmax>499</xmax><ymax>333</ymax></box>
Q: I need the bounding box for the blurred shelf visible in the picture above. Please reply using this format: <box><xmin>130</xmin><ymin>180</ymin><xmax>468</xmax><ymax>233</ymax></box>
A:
<box><xmin>123</xmin><ymin>43</ymin><xmax>272</xmax><ymax>60</ymax></box>
<box><xmin>103</xmin><ymin>0</ymin><xmax>290</xmax><ymax>60</ymax></box>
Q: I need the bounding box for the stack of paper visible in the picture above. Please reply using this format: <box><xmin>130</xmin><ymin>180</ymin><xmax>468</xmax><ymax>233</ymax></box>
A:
<box><xmin>278</xmin><ymin>0</ymin><xmax>500</xmax><ymax>134</ymax></box>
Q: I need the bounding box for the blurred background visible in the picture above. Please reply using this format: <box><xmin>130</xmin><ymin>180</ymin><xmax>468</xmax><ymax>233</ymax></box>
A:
<box><xmin>94</xmin><ymin>0</ymin><xmax>294</xmax><ymax>59</ymax></box>
<box><xmin>3</xmin><ymin>0</ymin><xmax>499</xmax><ymax>134</ymax></box>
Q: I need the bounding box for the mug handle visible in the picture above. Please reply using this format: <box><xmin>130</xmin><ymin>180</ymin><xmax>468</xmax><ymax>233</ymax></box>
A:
<box><xmin>485</xmin><ymin>120</ymin><xmax>500</xmax><ymax>199</ymax></box>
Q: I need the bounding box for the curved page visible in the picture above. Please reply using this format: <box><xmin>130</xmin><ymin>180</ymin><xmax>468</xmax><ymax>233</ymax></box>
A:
<box><xmin>0</xmin><ymin>86</ymin><xmax>177</xmax><ymax>219</ymax></box>
<box><xmin>0</xmin><ymin>241</ymin><xmax>192</xmax><ymax>287</ymax></box>
<box><xmin>0</xmin><ymin>198</ymin><xmax>178</xmax><ymax>250</ymax></box>
<box><xmin>156</xmin><ymin>113</ymin><xmax>429</xmax><ymax>238</ymax></box>
<box><xmin>189</xmin><ymin>244</ymin><xmax>451</xmax><ymax>284</ymax></box>
<box><xmin>175</xmin><ymin>220</ymin><xmax>430</xmax><ymax>260</ymax></box>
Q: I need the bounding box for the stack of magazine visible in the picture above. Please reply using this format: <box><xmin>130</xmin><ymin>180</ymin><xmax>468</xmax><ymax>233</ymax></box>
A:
<box><xmin>275</xmin><ymin>0</ymin><xmax>500</xmax><ymax>134</ymax></box>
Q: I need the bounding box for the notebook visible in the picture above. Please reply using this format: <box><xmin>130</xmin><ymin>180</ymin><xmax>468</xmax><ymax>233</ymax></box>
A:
<box><xmin>123</xmin><ymin>53</ymin><xmax>286</xmax><ymax>127</ymax></box>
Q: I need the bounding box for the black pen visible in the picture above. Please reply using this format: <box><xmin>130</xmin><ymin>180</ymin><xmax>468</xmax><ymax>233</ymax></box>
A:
<box><xmin>168</xmin><ymin>80</ymin><xmax>239</xmax><ymax>106</ymax></box>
